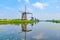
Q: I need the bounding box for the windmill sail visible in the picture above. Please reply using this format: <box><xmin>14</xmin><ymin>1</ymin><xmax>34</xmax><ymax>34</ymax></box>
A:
<box><xmin>21</xmin><ymin>5</ymin><xmax>27</xmax><ymax>20</ymax></box>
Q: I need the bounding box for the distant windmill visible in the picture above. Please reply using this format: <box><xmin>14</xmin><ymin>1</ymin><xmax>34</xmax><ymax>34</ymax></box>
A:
<box><xmin>19</xmin><ymin>5</ymin><xmax>34</xmax><ymax>20</ymax></box>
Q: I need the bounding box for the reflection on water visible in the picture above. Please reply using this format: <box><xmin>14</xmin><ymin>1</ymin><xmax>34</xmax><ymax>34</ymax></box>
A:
<box><xmin>20</xmin><ymin>24</ymin><xmax>33</xmax><ymax>40</ymax></box>
<box><xmin>0</xmin><ymin>22</ymin><xmax>60</xmax><ymax>40</ymax></box>
<box><xmin>21</xmin><ymin>24</ymin><xmax>32</xmax><ymax>32</ymax></box>
<box><xmin>32</xmin><ymin>33</ymin><xmax>48</xmax><ymax>40</ymax></box>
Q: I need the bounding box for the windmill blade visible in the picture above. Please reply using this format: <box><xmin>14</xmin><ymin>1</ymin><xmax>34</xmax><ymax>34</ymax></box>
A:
<box><xmin>27</xmin><ymin>30</ymin><xmax>32</xmax><ymax>32</ymax></box>
<box><xmin>18</xmin><ymin>30</ymin><xmax>32</xmax><ymax>34</ymax></box>
<box><xmin>19</xmin><ymin>10</ymin><xmax>24</xmax><ymax>13</ymax></box>
<box><xmin>17</xmin><ymin>8</ymin><xmax>24</xmax><ymax>13</ymax></box>
<box><xmin>26</xmin><ymin>12</ymin><xmax>32</xmax><ymax>14</ymax></box>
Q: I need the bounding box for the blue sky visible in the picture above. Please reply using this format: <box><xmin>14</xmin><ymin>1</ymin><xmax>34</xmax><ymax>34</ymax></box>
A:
<box><xmin>0</xmin><ymin>0</ymin><xmax>60</xmax><ymax>20</ymax></box>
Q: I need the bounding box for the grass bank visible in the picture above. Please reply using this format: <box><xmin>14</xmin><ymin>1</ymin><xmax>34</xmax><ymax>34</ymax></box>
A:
<box><xmin>0</xmin><ymin>19</ymin><xmax>39</xmax><ymax>25</ymax></box>
<box><xmin>46</xmin><ymin>20</ymin><xmax>60</xmax><ymax>23</ymax></box>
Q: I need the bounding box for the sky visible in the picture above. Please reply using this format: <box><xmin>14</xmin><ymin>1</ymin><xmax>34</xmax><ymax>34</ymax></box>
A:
<box><xmin>0</xmin><ymin>0</ymin><xmax>60</xmax><ymax>20</ymax></box>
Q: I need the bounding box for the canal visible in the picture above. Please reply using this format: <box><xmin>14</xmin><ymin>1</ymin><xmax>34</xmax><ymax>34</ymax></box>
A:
<box><xmin>0</xmin><ymin>22</ymin><xmax>60</xmax><ymax>40</ymax></box>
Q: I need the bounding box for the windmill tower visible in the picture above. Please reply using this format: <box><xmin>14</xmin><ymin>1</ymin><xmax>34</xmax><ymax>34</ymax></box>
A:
<box><xmin>21</xmin><ymin>5</ymin><xmax>33</xmax><ymax>20</ymax></box>
<box><xmin>21</xmin><ymin>5</ymin><xmax>27</xmax><ymax>20</ymax></box>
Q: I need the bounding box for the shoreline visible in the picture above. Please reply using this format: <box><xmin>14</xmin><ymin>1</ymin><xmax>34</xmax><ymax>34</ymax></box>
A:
<box><xmin>0</xmin><ymin>19</ymin><xmax>39</xmax><ymax>25</ymax></box>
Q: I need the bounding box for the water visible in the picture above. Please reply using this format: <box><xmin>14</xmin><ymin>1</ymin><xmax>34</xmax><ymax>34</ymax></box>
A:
<box><xmin>0</xmin><ymin>22</ymin><xmax>60</xmax><ymax>40</ymax></box>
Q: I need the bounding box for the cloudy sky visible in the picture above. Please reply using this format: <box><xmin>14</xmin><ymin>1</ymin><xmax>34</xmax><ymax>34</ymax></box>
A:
<box><xmin>0</xmin><ymin>0</ymin><xmax>60</xmax><ymax>20</ymax></box>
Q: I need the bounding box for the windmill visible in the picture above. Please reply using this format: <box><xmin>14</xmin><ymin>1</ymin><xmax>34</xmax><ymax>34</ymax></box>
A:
<box><xmin>19</xmin><ymin>5</ymin><xmax>34</xmax><ymax>20</ymax></box>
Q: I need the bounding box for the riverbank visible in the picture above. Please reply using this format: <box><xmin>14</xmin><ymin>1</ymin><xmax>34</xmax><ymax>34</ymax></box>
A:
<box><xmin>46</xmin><ymin>20</ymin><xmax>60</xmax><ymax>23</ymax></box>
<box><xmin>0</xmin><ymin>19</ymin><xmax>39</xmax><ymax>25</ymax></box>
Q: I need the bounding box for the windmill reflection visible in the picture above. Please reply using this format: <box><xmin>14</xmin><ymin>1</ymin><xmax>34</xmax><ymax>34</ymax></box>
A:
<box><xmin>21</xmin><ymin>24</ymin><xmax>32</xmax><ymax>32</ymax></box>
<box><xmin>20</xmin><ymin>24</ymin><xmax>33</xmax><ymax>40</ymax></box>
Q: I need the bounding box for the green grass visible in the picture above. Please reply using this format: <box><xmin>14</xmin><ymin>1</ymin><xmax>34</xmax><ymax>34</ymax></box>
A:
<box><xmin>0</xmin><ymin>19</ymin><xmax>39</xmax><ymax>25</ymax></box>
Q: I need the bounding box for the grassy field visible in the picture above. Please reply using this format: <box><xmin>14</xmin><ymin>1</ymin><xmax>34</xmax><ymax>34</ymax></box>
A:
<box><xmin>0</xmin><ymin>19</ymin><xmax>39</xmax><ymax>25</ymax></box>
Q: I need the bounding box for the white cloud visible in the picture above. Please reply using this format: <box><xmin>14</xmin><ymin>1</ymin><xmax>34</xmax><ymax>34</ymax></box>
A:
<box><xmin>25</xmin><ymin>0</ymin><xmax>29</xmax><ymax>3</ymax></box>
<box><xmin>17</xmin><ymin>0</ymin><xmax>29</xmax><ymax>3</ymax></box>
<box><xmin>56</xmin><ymin>6</ymin><xmax>59</xmax><ymax>9</ymax></box>
<box><xmin>32</xmin><ymin>2</ymin><xmax>48</xmax><ymax>9</ymax></box>
<box><xmin>17</xmin><ymin>0</ymin><xmax>21</xmax><ymax>2</ymax></box>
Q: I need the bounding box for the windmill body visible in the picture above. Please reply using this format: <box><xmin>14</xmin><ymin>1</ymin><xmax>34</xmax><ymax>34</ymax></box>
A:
<box><xmin>22</xmin><ymin>12</ymin><xmax>27</xmax><ymax>20</ymax></box>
